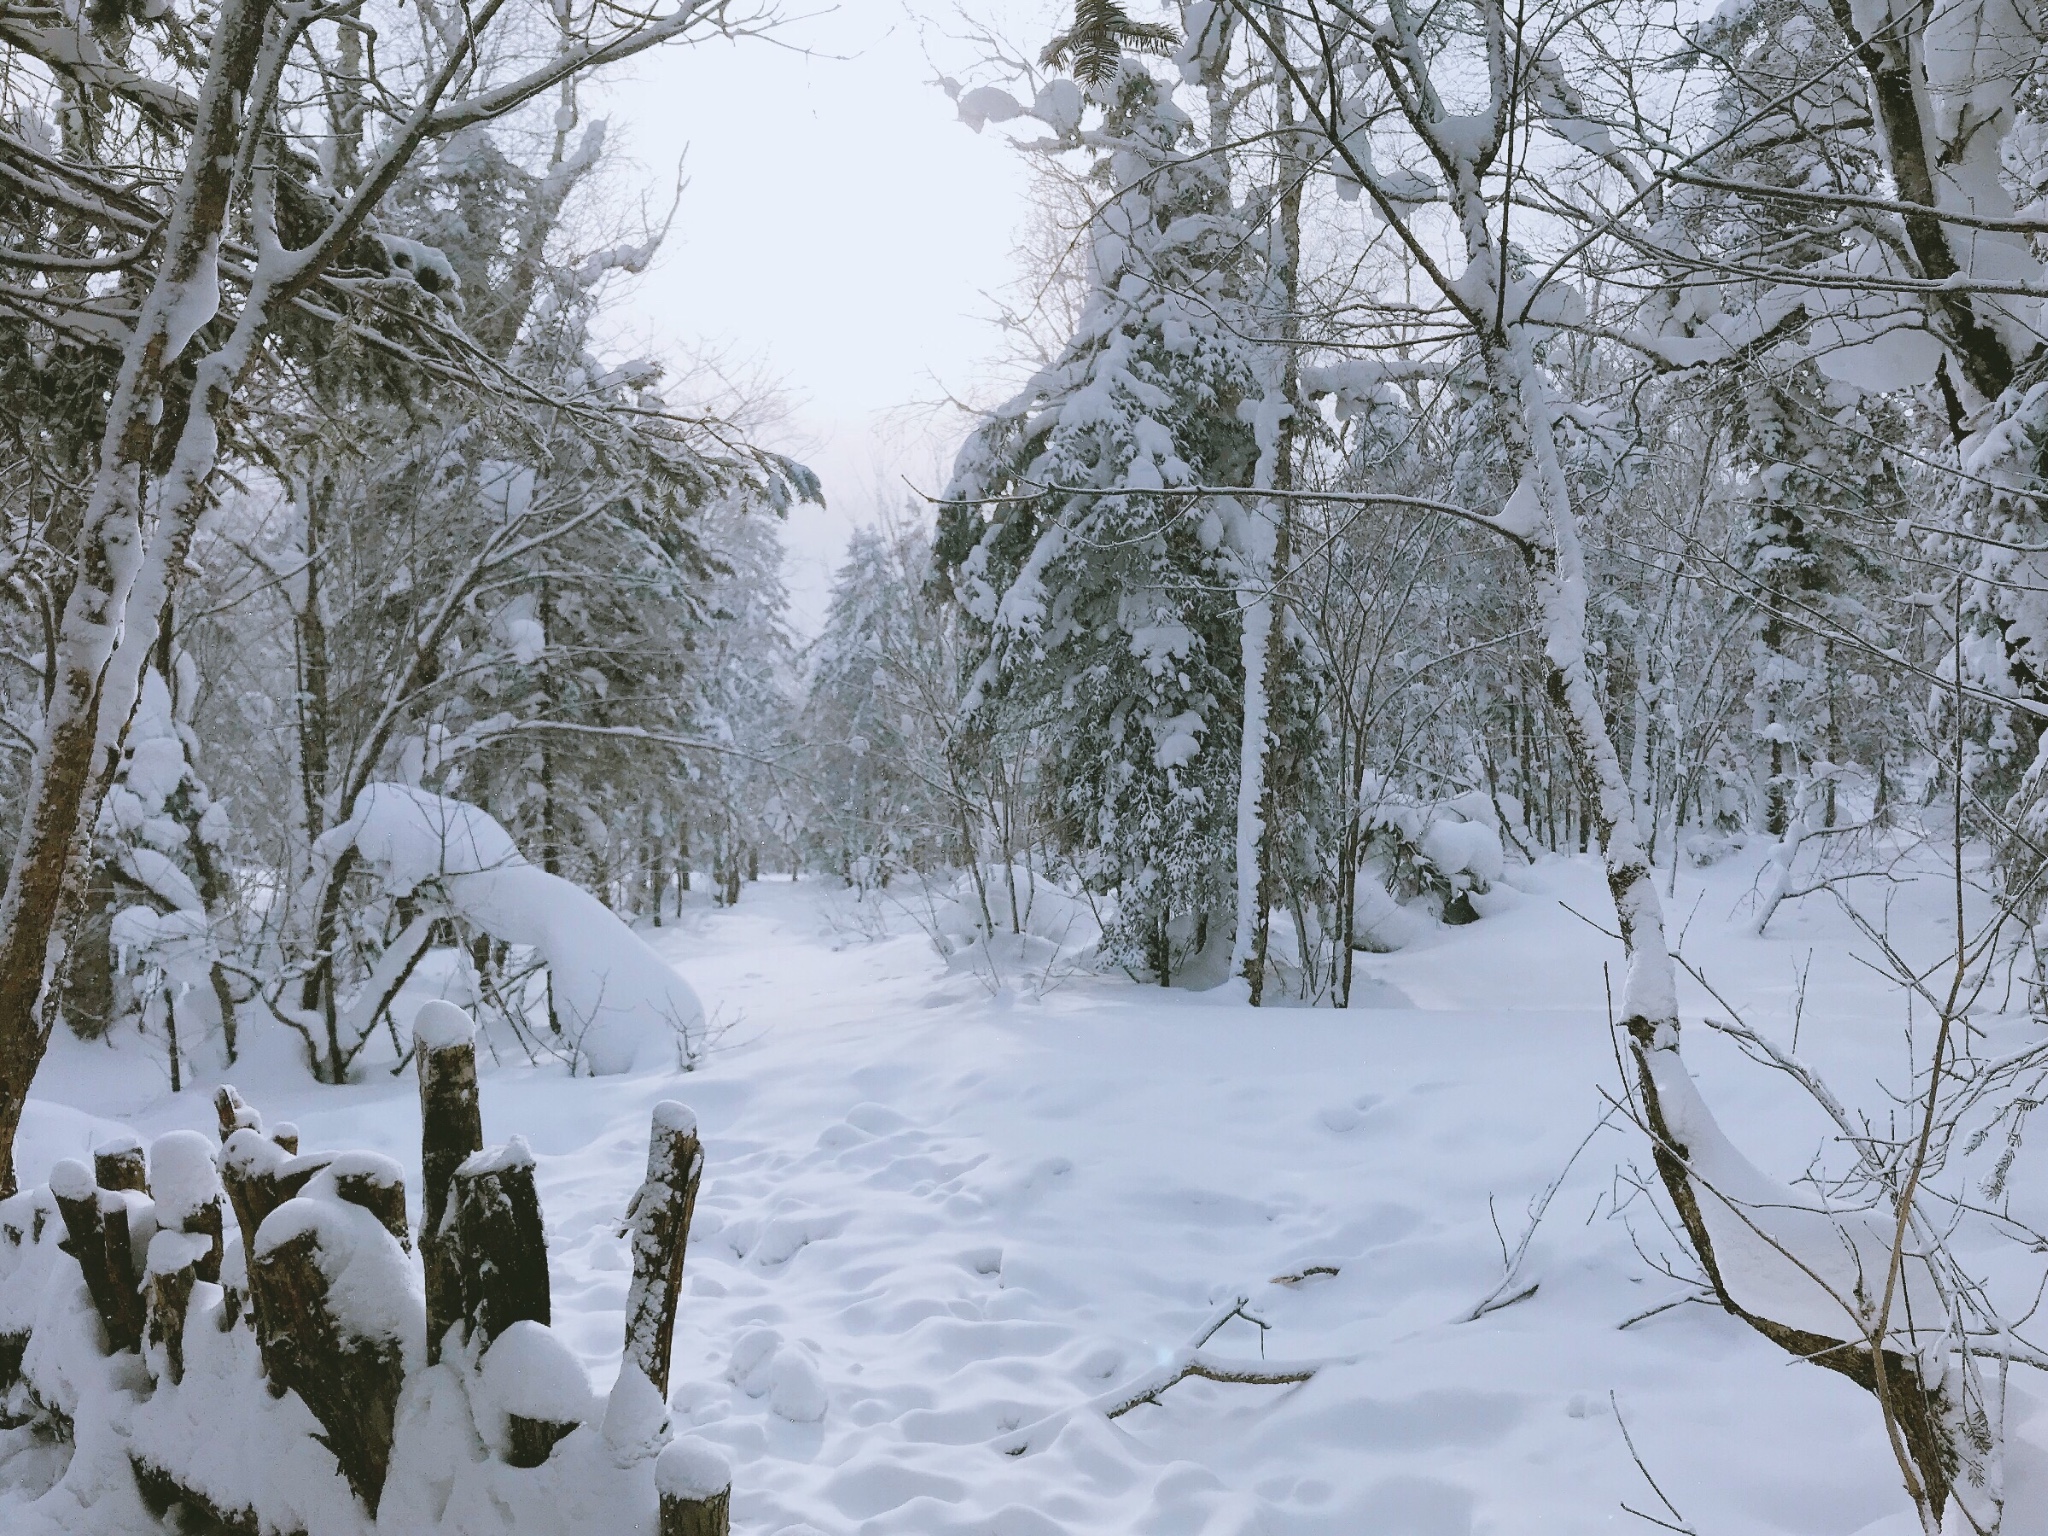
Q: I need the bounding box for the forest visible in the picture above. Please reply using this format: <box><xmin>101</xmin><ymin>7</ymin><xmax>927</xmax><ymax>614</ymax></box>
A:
<box><xmin>0</xmin><ymin>0</ymin><xmax>2046</xmax><ymax>1530</ymax></box>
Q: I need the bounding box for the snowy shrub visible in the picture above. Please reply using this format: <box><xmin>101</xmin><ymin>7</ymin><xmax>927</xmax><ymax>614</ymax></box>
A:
<box><xmin>914</xmin><ymin>865</ymin><xmax>1103</xmax><ymax>988</ymax></box>
<box><xmin>1352</xmin><ymin>784</ymin><xmax>1504</xmax><ymax>943</ymax></box>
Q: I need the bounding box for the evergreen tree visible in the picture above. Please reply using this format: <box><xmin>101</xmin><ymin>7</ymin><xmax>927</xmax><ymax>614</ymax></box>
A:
<box><xmin>938</xmin><ymin>58</ymin><xmax>1268</xmax><ymax>980</ymax></box>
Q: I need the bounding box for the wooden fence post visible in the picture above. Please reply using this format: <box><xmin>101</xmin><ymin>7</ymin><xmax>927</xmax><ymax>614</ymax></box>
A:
<box><xmin>214</xmin><ymin>1084</ymin><xmax>258</xmax><ymax>1142</ymax></box>
<box><xmin>655</xmin><ymin>1438</ymin><xmax>730</xmax><ymax>1536</ymax></box>
<box><xmin>150</xmin><ymin>1130</ymin><xmax>226</xmax><ymax>1285</ymax></box>
<box><xmin>145</xmin><ymin>1233</ymin><xmax>204</xmax><ymax>1384</ymax></box>
<box><xmin>329</xmin><ymin>1154</ymin><xmax>410</xmax><ymax>1248</ymax></box>
<box><xmin>621</xmin><ymin>1102</ymin><xmax>702</xmax><ymax>1396</ymax></box>
<box><xmin>415</xmin><ymin>1001</ymin><xmax>483</xmax><ymax>1364</ymax></box>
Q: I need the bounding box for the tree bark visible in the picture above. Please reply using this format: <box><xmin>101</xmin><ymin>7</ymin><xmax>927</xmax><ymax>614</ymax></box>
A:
<box><xmin>52</xmin><ymin>1164</ymin><xmax>145</xmax><ymax>1352</ymax></box>
<box><xmin>93</xmin><ymin>1137</ymin><xmax>146</xmax><ymax>1192</ymax></box>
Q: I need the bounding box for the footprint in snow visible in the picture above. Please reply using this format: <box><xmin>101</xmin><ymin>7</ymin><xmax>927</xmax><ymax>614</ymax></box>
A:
<box><xmin>1318</xmin><ymin>1094</ymin><xmax>1383</xmax><ymax>1133</ymax></box>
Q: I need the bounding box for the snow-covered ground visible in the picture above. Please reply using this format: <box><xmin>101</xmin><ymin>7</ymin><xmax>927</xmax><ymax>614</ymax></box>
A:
<box><xmin>11</xmin><ymin>844</ymin><xmax>2048</xmax><ymax>1534</ymax></box>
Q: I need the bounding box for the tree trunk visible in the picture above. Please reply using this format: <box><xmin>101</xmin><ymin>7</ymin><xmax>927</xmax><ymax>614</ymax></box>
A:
<box><xmin>0</xmin><ymin>0</ymin><xmax>276</xmax><ymax>1199</ymax></box>
<box><xmin>621</xmin><ymin>1102</ymin><xmax>701</xmax><ymax>1397</ymax></box>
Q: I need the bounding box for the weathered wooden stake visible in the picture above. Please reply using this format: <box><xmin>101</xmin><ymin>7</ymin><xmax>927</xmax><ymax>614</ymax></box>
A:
<box><xmin>655</xmin><ymin>1438</ymin><xmax>730</xmax><ymax>1536</ymax></box>
<box><xmin>451</xmin><ymin>1139</ymin><xmax>548</xmax><ymax>1349</ymax></box>
<box><xmin>250</xmin><ymin>1225</ymin><xmax>404</xmax><ymax>1513</ymax></box>
<box><xmin>50</xmin><ymin>1159</ymin><xmax>145</xmax><ymax>1352</ymax></box>
<box><xmin>621</xmin><ymin>1102</ymin><xmax>702</xmax><ymax>1396</ymax></box>
<box><xmin>415</xmin><ymin>1001</ymin><xmax>483</xmax><ymax>1364</ymax></box>
<box><xmin>219</xmin><ymin>1131</ymin><xmax>326</xmax><ymax>1253</ymax></box>
<box><xmin>93</xmin><ymin>1135</ymin><xmax>147</xmax><ymax>1193</ymax></box>
<box><xmin>220</xmin><ymin>1130</ymin><xmax>330</xmax><ymax>1358</ymax></box>
<box><xmin>185</xmin><ymin>1198</ymin><xmax>224</xmax><ymax>1287</ymax></box>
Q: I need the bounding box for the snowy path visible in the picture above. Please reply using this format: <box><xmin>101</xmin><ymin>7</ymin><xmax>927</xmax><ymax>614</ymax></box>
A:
<box><xmin>15</xmin><ymin>858</ymin><xmax>2048</xmax><ymax>1534</ymax></box>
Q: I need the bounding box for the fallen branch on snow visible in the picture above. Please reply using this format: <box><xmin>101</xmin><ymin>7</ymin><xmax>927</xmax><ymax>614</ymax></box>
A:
<box><xmin>995</xmin><ymin>1294</ymin><xmax>1346</xmax><ymax>1455</ymax></box>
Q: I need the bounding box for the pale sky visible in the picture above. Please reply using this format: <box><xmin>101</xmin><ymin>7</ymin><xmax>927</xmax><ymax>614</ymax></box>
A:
<box><xmin>596</xmin><ymin>3</ymin><xmax>1062</xmax><ymax>632</ymax></box>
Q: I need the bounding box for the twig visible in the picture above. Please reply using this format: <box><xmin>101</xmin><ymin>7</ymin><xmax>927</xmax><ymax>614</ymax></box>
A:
<box><xmin>1459</xmin><ymin>1104</ymin><xmax>1620</xmax><ymax>1323</ymax></box>
<box><xmin>1611</xmin><ymin>1392</ymin><xmax>1696</xmax><ymax>1535</ymax></box>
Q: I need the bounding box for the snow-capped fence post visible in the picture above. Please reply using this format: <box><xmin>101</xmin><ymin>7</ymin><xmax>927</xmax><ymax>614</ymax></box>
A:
<box><xmin>452</xmin><ymin>1139</ymin><xmax>549</xmax><ymax>1349</ymax></box>
<box><xmin>93</xmin><ymin>1135</ymin><xmax>147</xmax><ymax>1193</ymax></box>
<box><xmin>331</xmin><ymin>1155</ymin><xmax>411</xmax><ymax>1249</ymax></box>
<box><xmin>416</xmin><ymin>1001</ymin><xmax>484</xmax><ymax>1364</ymax></box>
<box><xmin>656</xmin><ymin>1438</ymin><xmax>731</xmax><ymax>1536</ymax></box>
<box><xmin>50</xmin><ymin>1158</ymin><xmax>145</xmax><ymax>1353</ymax></box>
<box><xmin>5</xmin><ymin>1084</ymin><xmax>740</xmax><ymax>1524</ymax></box>
<box><xmin>151</xmin><ymin>1132</ymin><xmax>226</xmax><ymax>1285</ymax></box>
<box><xmin>621</xmin><ymin>1101</ymin><xmax>702</xmax><ymax>1396</ymax></box>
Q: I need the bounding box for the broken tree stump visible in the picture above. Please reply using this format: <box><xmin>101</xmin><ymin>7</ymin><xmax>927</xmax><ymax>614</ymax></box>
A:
<box><xmin>656</xmin><ymin>1438</ymin><xmax>731</xmax><ymax>1536</ymax></box>
<box><xmin>93</xmin><ymin>1135</ymin><xmax>147</xmax><ymax>1193</ymax></box>
<box><xmin>51</xmin><ymin>1159</ymin><xmax>146</xmax><ymax>1353</ymax></box>
<box><xmin>214</xmin><ymin>1084</ymin><xmax>258</xmax><ymax>1142</ymax></box>
<box><xmin>415</xmin><ymin>1001</ymin><xmax>483</xmax><ymax>1364</ymax></box>
<box><xmin>221</xmin><ymin>1130</ymin><xmax>333</xmax><ymax>1358</ymax></box>
<box><xmin>452</xmin><ymin>1139</ymin><xmax>548</xmax><ymax>1350</ymax></box>
<box><xmin>250</xmin><ymin>1208</ymin><xmax>408</xmax><ymax>1513</ymax></box>
<box><xmin>621</xmin><ymin>1102</ymin><xmax>702</xmax><ymax>1396</ymax></box>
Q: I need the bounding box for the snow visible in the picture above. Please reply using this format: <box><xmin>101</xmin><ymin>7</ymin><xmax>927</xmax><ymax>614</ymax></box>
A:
<box><xmin>413</xmin><ymin>999</ymin><xmax>476</xmax><ymax>1053</ymax></box>
<box><xmin>9</xmin><ymin>859</ymin><xmax>2048</xmax><ymax>1533</ymax></box>
<box><xmin>145</xmin><ymin>1130</ymin><xmax>219</xmax><ymax>1225</ymax></box>
<box><xmin>655</xmin><ymin>1436</ymin><xmax>731</xmax><ymax>1499</ymax></box>
<box><xmin>253</xmin><ymin>1196</ymin><xmax>424</xmax><ymax>1356</ymax></box>
<box><xmin>477</xmin><ymin>1320</ymin><xmax>595</xmax><ymax>1439</ymax></box>
<box><xmin>46</xmin><ymin>1160</ymin><xmax>91</xmax><ymax>1203</ymax></box>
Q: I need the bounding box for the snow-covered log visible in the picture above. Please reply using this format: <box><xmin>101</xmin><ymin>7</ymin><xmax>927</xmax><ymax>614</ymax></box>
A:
<box><xmin>319</xmin><ymin>784</ymin><xmax>706</xmax><ymax>1074</ymax></box>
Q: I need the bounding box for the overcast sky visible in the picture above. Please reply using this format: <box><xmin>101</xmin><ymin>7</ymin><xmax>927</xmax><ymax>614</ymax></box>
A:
<box><xmin>595</xmin><ymin>3</ymin><xmax>1061</xmax><ymax>632</ymax></box>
